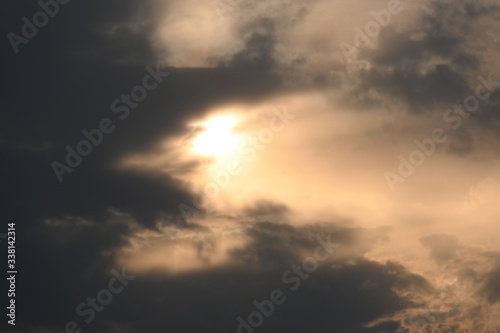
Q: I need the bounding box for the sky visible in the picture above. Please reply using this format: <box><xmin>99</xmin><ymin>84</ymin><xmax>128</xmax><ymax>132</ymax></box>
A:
<box><xmin>1</xmin><ymin>0</ymin><xmax>500</xmax><ymax>332</ymax></box>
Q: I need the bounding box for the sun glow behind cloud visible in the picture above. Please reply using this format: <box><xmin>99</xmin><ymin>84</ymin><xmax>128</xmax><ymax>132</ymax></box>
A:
<box><xmin>191</xmin><ymin>115</ymin><xmax>241</xmax><ymax>157</ymax></box>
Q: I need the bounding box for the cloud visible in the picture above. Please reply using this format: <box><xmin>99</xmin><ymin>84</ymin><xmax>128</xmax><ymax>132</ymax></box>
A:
<box><xmin>243</xmin><ymin>199</ymin><xmax>290</xmax><ymax>218</ymax></box>
<box><xmin>12</xmin><ymin>218</ymin><xmax>432</xmax><ymax>333</ymax></box>
<box><xmin>3</xmin><ymin>1</ymin><xmax>500</xmax><ymax>333</ymax></box>
<box><xmin>346</xmin><ymin>2</ymin><xmax>484</xmax><ymax>113</ymax></box>
<box><xmin>420</xmin><ymin>234</ymin><xmax>463</xmax><ymax>262</ymax></box>
<box><xmin>481</xmin><ymin>265</ymin><xmax>500</xmax><ymax>304</ymax></box>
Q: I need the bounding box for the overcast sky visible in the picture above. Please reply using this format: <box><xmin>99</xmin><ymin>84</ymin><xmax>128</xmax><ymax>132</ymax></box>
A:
<box><xmin>1</xmin><ymin>0</ymin><xmax>500</xmax><ymax>332</ymax></box>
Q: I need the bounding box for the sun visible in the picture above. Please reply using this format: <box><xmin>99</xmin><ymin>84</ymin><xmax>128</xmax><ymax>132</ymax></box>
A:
<box><xmin>191</xmin><ymin>115</ymin><xmax>240</xmax><ymax>157</ymax></box>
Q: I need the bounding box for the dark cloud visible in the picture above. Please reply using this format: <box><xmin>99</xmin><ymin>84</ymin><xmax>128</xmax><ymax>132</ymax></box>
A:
<box><xmin>479</xmin><ymin>255</ymin><xmax>500</xmax><ymax>304</ymax></box>
<box><xmin>97</xmin><ymin>260</ymin><xmax>422</xmax><ymax>333</ymax></box>
<box><xmin>481</xmin><ymin>269</ymin><xmax>500</xmax><ymax>303</ymax></box>
<box><xmin>230</xmin><ymin>222</ymin><xmax>393</xmax><ymax>268</ymax></box>
<box><xmin>0</xmin><ymin>3</ymin><xmax>294</xmax><ymax>329</ymax></box>
<box><xmin>2</xmin><ymin>1</ymin><xmax>500</xmax><ymax>332</ymax></box>
<box><xmin>8</xmin><ymin>221</ymin><xmax>430</xmax><ymax>333</ymax></box>
<box><xmin>220</xmin><ymin>18</ymin><xmax>278</xmax><ymax>72</ymax></box>
<box><xmin>0</xmin><ymin>0</ymin><xmax>293</xmax><ymax>232</ymax></box>
<box><xmin>345</xmin><ymin>0</ymin><xmax>500</xmax><ymax>114</ymax></box>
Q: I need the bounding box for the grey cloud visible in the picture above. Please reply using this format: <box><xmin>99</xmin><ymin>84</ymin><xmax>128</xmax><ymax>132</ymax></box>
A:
<box><xmin>0</xmin><ymin>0</ymin><xmax>296</xmax><ymax>232</ymax></box>
<box><xmin>479</xmin><ymin>255</ymin><xmax>500</xmax><ymax>304</ymax></box>
<box><xmin>345</xmin><ymin>0</ymin><xmax>500</xmax><ymax>113</ymax></box>
<box><xmin>420</xmin><ymin>234</ymin><xmax>463</xmax><ymax>262</ymax></box>
<box><xmin>243</xmin><ymin>199</ymin><xmax>290</xmax><ymax>217</ymax></box>
<box><xmin>10</xmin><ymin>220</ymin><xmax>430</xmax><ymax>333</ymax></box>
